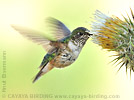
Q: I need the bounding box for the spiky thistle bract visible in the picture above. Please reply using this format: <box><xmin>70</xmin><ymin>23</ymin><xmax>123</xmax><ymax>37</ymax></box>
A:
<box><xmin>91</xmin><ymin>9</ymin><xmax>134</xmax><ymax>75</ymax></box>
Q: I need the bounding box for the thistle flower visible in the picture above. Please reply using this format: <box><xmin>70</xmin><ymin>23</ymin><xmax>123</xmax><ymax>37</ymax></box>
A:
<box><xmin>91</xmin><ymin>9</ymin><xmax>134</xmax><ymax>74</ymax></box>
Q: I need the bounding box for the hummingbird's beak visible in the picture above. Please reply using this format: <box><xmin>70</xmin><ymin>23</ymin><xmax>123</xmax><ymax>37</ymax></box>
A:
<box><xmin>85</xmin><ymin>30</ymin><xmax>93</xmax><ymax>36</ymax></box>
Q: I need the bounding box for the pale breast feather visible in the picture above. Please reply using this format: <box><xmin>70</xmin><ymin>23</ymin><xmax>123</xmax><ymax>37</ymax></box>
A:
<box><xmin>68</xmin><ymin>41</ymin><xmax>81</xmax><ymax>57</ymax></box>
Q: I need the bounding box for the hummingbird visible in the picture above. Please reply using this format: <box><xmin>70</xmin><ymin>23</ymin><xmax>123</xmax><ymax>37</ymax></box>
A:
<box><xmin>11</xmin><ymin>17</ymin><xmax>92</xmax><ymax>83</ymax></box>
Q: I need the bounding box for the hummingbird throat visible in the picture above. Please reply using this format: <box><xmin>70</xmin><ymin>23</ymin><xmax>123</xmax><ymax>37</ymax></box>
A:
<box><xmin>71</xmin><ymin>35</ymin><xmax>89</xmax><ymax>47</ymax></box>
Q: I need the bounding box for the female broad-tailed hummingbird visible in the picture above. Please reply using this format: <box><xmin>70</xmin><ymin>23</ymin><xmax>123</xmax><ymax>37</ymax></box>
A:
<box><xmin>11</xmin><ymin>17</ymin><xmax>92</xmax><ymax>83</ymax></box>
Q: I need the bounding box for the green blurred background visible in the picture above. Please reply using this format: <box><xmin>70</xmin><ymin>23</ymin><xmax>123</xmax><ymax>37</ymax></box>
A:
<box><xmin>0</xmin><ymin>0</ymin><xmax>134</xmax><ymax>100</ymax></box>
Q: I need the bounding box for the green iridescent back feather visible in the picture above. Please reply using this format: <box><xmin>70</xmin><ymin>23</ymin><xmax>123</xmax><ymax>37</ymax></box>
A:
<box><xmin>39</xmin><ymin>52</ymin><xmax>56</xmax><ymax>69</ymax></box>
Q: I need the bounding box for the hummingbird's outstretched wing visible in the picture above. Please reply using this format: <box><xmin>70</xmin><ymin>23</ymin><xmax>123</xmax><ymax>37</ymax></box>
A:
<box><xmin>11</xmin><ymin>25</ymin><xmax>54</xmax><ymax>52</ymax></box>
<box><xmin>46</xmin><ymin>17</ymin><xmax>71</xmax><ymax>39</ymax></box>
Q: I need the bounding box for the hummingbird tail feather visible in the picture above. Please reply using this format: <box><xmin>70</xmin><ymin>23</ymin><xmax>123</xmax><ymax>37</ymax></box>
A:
<box><xmin>33</xmin><ymin>63</ymin><xmax>54</xmax><ymax>83</ymax></box>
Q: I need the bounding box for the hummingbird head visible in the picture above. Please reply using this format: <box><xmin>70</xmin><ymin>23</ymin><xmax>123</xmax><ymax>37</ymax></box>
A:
<box><xmin>71</xmin><ymin>27</ymin><xmax>92</xmax><ymax>47</ymax></box>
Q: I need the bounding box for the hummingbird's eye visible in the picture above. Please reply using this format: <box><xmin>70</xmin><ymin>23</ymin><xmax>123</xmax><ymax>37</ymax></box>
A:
<box><xmin>78</xmin><ymin>32</ymin><xmax>83</xmax><ymax>35</ymax></box>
